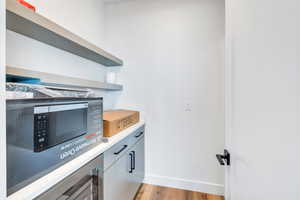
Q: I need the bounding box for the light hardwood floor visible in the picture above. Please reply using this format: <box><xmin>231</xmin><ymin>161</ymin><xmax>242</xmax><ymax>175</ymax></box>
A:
<box><xmin>134</xmin><ymin>184</ymin><xmax>224</xmax><ymax>200</ymax></box>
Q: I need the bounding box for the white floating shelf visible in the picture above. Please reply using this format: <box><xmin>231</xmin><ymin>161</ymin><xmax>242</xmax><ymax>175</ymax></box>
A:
<box><xmin>6</xmin><ymin>0</ymin><xmax>123</xmax><ymax>67</ymax></box>
<box><xmin>6</xmin><ymin>66</ymin><xmax>123</xmax><ymax>91</ymax></box>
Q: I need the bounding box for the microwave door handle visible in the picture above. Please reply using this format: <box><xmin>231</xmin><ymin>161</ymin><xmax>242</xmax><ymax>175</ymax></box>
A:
<box><xmin>48</xmin><ymin>103</ymin><xmax>88</xmax><ymax>113</ymax></box>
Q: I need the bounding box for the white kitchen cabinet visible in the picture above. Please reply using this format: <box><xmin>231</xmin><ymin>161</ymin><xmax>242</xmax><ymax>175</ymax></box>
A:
<box><xmin>129</xmin><ymin>137</ymin><xmax>145</xmax><ymax>191</ymax></box>
<box><xmin>103</xmin><ymin>129</ymin><xmax>145</xmax><ymax>200</ymax></box>
<box><xmin>103</xmin><ymin>149</ymin><xmax>137</xmax><ymax>200</ymax></box>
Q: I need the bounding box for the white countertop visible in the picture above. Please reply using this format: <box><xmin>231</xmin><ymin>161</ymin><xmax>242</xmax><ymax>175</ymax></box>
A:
<box><xmin>7</xmin><ymin>120</ymin><xmax>145</xmax><ymax>200</ymax></box>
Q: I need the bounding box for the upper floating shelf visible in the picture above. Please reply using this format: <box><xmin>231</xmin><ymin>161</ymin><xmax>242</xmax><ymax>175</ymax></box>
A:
<box><xmin>6</xmin><ymin>0</ymin><xmax>123</xmax><ymax>67</ymax></box>
<box><xmin>6</xmin><ymin>66</ymin><xmax>123</xmax><ymax>91</ymax></box>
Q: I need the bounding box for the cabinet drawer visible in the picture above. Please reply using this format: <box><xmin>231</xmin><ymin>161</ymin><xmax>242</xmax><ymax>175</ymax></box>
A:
<box><xmin>103</xmin><ymin>125</ymin><xmax>145</xmax><ymax>170</ymax></box>
<box><xmin>104</xmin><ymin>136</ymin><xmax>132</xmax><ymax>170</ymax></box>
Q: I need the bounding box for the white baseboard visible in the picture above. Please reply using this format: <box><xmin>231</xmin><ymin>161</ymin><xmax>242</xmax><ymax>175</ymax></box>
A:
<box><xmin>143</xmin><ymin>174</ymin><xmax>224</xmax><ymax>196</ymax></box>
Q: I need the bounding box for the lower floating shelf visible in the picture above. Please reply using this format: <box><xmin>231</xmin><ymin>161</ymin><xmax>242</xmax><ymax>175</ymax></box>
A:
<box><xmin>6</xmin><ymin>66</ymin><xmax>123</xmax><ymax>91</ymax></box>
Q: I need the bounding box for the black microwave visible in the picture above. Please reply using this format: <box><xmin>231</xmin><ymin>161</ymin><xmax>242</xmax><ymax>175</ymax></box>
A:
<box><xmin>33</xmin><ymin>102</ymin><xmax>88</xmax><ymax>152</ymax></box>
<box><xmin>7</xmin><ymin>97</ymin><xmax>103</xmax><ymax>195</ymax></box>
<box><xmin>7</xmin><ymin>97</ymin><xmax>103</xmax><ymax>152</ymax></box>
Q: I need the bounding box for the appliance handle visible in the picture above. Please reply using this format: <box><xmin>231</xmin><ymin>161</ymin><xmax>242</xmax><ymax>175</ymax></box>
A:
<box><xmin>34</xmin><ymin>103</ymin><xmax>88</xmax><ymax>114</ymax></box>
<box><xmin>59</xmin><ymin>177</ymin><xmax>93</xmax><ymax>200</ymax></box>
<box><xmin>49</xmin><ymin>103</ymin><xmax>88</xmax><ymax>112</ymax></box>
<box><xmin>114</xmin><ymin>145</ymin><xmax>128</xmax><ymax>155</ymax></box>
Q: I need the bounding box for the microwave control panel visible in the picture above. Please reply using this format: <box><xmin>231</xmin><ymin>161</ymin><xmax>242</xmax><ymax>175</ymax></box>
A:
<box><xmin>34</xmin><ymin>113</ymin><xmax>49</xmax><ymax>152</ymax></box>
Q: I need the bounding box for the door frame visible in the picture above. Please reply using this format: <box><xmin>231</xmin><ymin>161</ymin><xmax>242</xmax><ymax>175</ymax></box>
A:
<box><xmin>0</xmin><ymin>0</ymin><xmax>6</xmax><ymax>199</ymax></box>
<box><xmin>224</xmin><ymin>0</ymin><xmax>233</xmax><ymax>199</ymax></box>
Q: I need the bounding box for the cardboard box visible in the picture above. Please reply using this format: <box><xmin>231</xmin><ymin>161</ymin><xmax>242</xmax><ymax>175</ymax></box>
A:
<box><xmin>103</xmin><ymin>110</ymin><xmax>140</xmax><ymax>137</ymax></box>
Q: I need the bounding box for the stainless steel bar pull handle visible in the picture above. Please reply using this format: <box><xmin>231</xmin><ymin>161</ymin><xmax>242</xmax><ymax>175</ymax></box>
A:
<box><xmin>34</xmin><ymin>103</ymin><xmax>88</xmax><ymax>114</ymax></box>
<box><xmin>49</xmin><ymin>103</ymin><xmax>88</xmax><ymax>112</ymax></box>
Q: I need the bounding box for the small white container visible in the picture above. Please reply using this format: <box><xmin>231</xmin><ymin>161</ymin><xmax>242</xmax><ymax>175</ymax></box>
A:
<box><xmin>106</xmin><ymin>72</ymin><xmax>117</xmax><ymax>83</ymax></box>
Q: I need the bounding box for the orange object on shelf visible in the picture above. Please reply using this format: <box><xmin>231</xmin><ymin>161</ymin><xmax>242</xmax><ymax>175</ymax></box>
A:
<box><xmin>17</xmin><ymin>0</ymin><xmax>36</xmax><ymax>12</ymax></box>
<box><xmin>103</xmin><ymin>110</ymin><xmax>140</xmax><ymax>137</ymax></box>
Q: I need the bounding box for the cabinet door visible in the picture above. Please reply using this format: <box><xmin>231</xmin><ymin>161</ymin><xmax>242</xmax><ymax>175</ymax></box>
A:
<box><xmin>130</xmin><ymin>137</ymin><xmax>145</xmax><ymax>189</ymax></box>
<box><xmin>103</xmin><ymin>151</ymin><xmax>137</xmax><ymax>200</ymax></box>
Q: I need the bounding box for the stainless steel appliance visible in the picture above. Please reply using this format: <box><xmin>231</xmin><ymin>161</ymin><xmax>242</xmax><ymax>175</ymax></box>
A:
<box><xmin>7</xmin><ymin>97</ymin><xmax>103</xmax><ymax>195</ymax></box>
<box><xmin>35</xmin><ymin>155</ymin><xmax>103</xmax><ymax>200</ymax></box>
<box><xmin>34</xmin><ymin>126</ymin><xmax>145</xmax><ymax>200</ymax></box>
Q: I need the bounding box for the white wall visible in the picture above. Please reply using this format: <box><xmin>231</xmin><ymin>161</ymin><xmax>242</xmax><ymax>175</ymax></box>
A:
<box><xmin>0</xmin><ymin>0</ymin><xmax>6</xmax><ymax>199</ymax></box>
<box><xmin>228</xmin><ymin>0</ymin><xmax>300</xmax><ymax>199</ymax></box>
<box><xmin>25</xmin><ymin>0</ymin><xmax>104</xmax><ymax>47</ymax></box>
<box><xmin>104</xmin><ymin>0</ymin><xmax>225</xmax><ymax>195</ymax></box>
<box><xmin>7</xmin><ymin>0</ymin><xmax>120</xmax><ymax>110</ymax></box>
